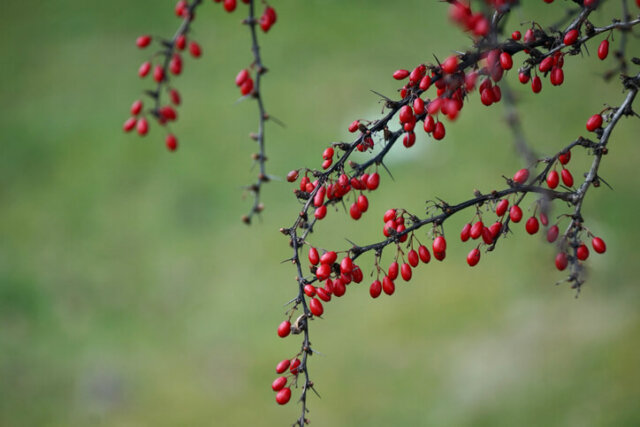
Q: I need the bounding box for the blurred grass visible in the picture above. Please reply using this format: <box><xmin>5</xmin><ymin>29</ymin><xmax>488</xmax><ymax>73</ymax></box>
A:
<box><xmin>1</xmin><ymin>0</ymin><xmax>639</xmax><ymax>426</ymax></box>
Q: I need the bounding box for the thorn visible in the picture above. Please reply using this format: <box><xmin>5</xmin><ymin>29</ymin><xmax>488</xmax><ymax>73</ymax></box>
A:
<box><xmin>380</xmin><ymin>161</ymin><xmax>395</xmax><ymax>181</ymax></box>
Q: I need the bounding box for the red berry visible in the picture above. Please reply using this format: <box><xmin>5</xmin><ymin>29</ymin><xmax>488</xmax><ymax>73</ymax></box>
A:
<box><xmin>423</xmin><ymin>115</ymin><xmax>435</xmax><ymax>133</ymax></box>
<box><xmin>340</xmin><ymin>257</ymin><xmax>353</xmax><ymax>274</ymax></box>
<box><xmin>406</xmin><ymin>249</ymin><xmax>419</xmax><ymax>267</ymax></box>
<box><xmin>547</xmin><ymin>225</ymin><xmax>559</xmax><ymax>243</ymax></box>
<box><xmin>555</xmin><ymin>252</ymin><xmax>568</xmax><ymax>271</ymax></box>
<box><xmin>314</xmin><ymin>205</ymin><xmax>327</xmax><ymax>220</ymax></box>
<box><xmin>576</xmin><ymin>244</ymin><xmax>589</xmax><ymax>260</ymax></box>
<box><xmin>333</xmin><ymin>279</ymin><xmax>346</xmax><ymax>297</ymax></box>
<box><xmin>519</xmin><ymin>72</ymin><xmax>530</xmax><ymax>84</ymax></box>
<box><xmin>550</xmin><ymin>67</ymin><xmax>564</xmax><ymax>86</ymax></box>
<box><xmin>393</xmin><ymin>69</ymin><xmax>410</xmax><ymax>80</ymax></box>
<box><xmin>175</xmin><ymin>0</ymin><xmax>188</xmax><ymax>16</ymax></box>
<box><xmin>176</xmin><ymin>34</ymin><xmax>186</xmax><ymax>50</ymax></box>
<box><xmin>272</xmin><ymin>376</ymin><xmax>287</xmax><ymax>391</ymax></box>
<box><xmin>136</xmin><ymin>35</ymin><xmax>152</xmax><ymax>48</ymax></box>
<box><xmin>546</xmin><ymin>170</ymin><xmax>559</xmax><ymax>189</ymax></box>
<box><xmin>401</xmin><ymin>263</ymin><xmax>412</xmax><ymax>281</ymax></box>
<box><xmin>322</xmin><ymin>147</ymin><xmax>334</xmax><ymax>160</ymax></box>
<box><xmin>561</xmin><ymin>168</ymin><xmax>574</xmax><ymax>187</ymax></box>
<box><xmin>512</xmin><ymin>31</ymin><xmax>522</xmax><ymax>40</ymax></box>
<box><xmin>349</xmin><ymin>203</ymin><xmax>362</xmax><ymax>220</ymax></box>
<box><xmin>236</xmin><ymin>69</ymin><xmax>250</xmax><ymax>86</ymax></box>
<box><xmin>540</xmin><ymin>212</ymin><xmax>549</xmax><ymax>226</ymax></box>
<box><xmin>277</xmin><ymin>321</ymin><xmax>291</xmax><ymax>338</ymax></box>
<box><xmin>315</xmin><ymin>264</ymin><xmax>331</xmax><ymax>281</ymax></box>
<box><xmin>467</xmin><ymin>248</ymin><xmax>480</xmax><ymax>266</ymax></box>
<box><xmin>470</xmin><ymin>221</ymin><xmax>483</xmax><ymax>240</ymax></box>
<box><xmin>539</xmin><ymin>56</ymin><xmax>554</xmax><ymax>72</ymax></box>
<box><xmin>366</xmin><ymin>173</ymin><xmax>380</xmax><ymax>190</ymax></box>
<box><xmin>370</xmin><ymin>280</ymin><xmax>382</xmax><ymax>298</ymax></box>
<box><xmin>481</xmin><ymin>227</ymin><xmax>494</xmax><ymax>245</ymax></box>
<box><xmin>586</xmin><ymin>114</ymin><xmax>603</xmax><ymax>132</ymax></box>
<box><xmin>418</xmin><ymin>245</ymin><xmax>431</xmax><ymax>263</ymax></box>
<box><xmin>419</xmin><ymin>75</ymin><xmax>432</xmax><ymax>91</ymax></box>
<box><xmin>286</xmin><ymin>170</ymin><xmax>299</xmax><ymax>183</ymax></box>
<box><xmin>357</xmin><ymin>195</ymin><xmax>369</xmax><ymax>213</ymax></box>
<box><xmin>352</xmin><ymin>266</ymin><xmax>363</xmax><ymax>283</ymax></box>
<box><xmin>223</xmin><ymin>0</ymin><xmax>237</xmax><ymax>12</ymax></box>
<box><xmin>189</xmin><ymin>41</ymin><xmax>202</xmax><ymax>58</ymax></box>
<box><xmin>169</xmin><ymin>55</ymin><xmax>182</xmax><ymax>75</ymax></box>
<box><xmin>525</xmin><ymin>216</ymin><xmax>539</xmax><ymax>235</ymax></box>
<box><xmin>138</xmin><ymin>61</ymin><xmax>151</xmax><ymax>77</ymax></box>
<box><xmin>433</xmin><ymin>236</ymin><xmax>447</xmax><ymax>253</ymax></box>
<box><xmin>496</xmin><ymin>199</ymin><xmax>509</xmax><ymax>217</ymax></box>
<box><xmin>165</xmin><ymin>134</ymin><xmax>178</xmax><ymax>151</ymax></box>
<box><xmin>383</xmin><ymin>209</ymin><xmax>396</xmax><ymax>222</ymax></box>
<box><xmin>136</xmin><ymin>117</ymin><xmax>149</xmax><ymax>136</ymax></box>
<box><xmin>388</xmin><ymin>261</ymin><xmax>399</xmax><ymax>280</ymax></box>
<box><xmin>433</xmin><ymin>121</ymin><xmax>445</xmax><ymax>140</ymax></box>
<box><xmin>170</xmin><ymin>89</ymin><xmax>181</xmax><ymax>105</ymax></box>
<box><xmin>348</xmin><ymin>120</ymin><xmax>359</xmax><ymax>133</ymax></box>
<box><xmin>531</xmin><ymin>76</ymin><xmax>542</xmax><ymax>93</ymax></box>
<box><xmin>317</xmin><ymin>287</ymin><xmax>331</xmax><ymax>302</ymax></box>
<box><xmin>460</xmin><ymin>223</ymin><xmax>472</xmax><ymax>242</ymax></box>
<box><xmin>308</xmin><ymin>247</ymin><xmax>319</xmax><ymax>265</ymax></box>
<box><xmin>275</xmin><ymin>359</ymin><xmax>290</xmax><ymax>374</ymax></box>
<box><xmin>489</xmin><ymin>222</ymin><xmax>502</xmax><ymax>238</ymax></box>
<box><xmin>413</xmin><ymin>98</ymin><xmax>425</xmax><ymax>115</ymax></box>
<box><xmin>276</xmin><ymin>387</ymin><xmax>291</xmax><ymax>405</ymax></box>
<box><xmin>499</xmin><ymin>52</ymin><xmax>513</xmax><ymax>70</ymax></box>
<box><xmin>153</xmin><ymin>65</ymin><xmax>165</xmax><ymax>83</ymax></box>
<box><xmin>433</xmin><ymin>250</ymin><xmax>446</xmax><ymax>261</ymax></box>
<box><xmin>509</xmin><ymin>205</ymin><xmax>523</xmax><ymax>223</ymax></box>
<box><xmin>442</xmin><ymin>55</ymin><xmax>458</xmax><ymax>74</ymax></box>
<box><xmin>382</xmin><ymin>276</ymin><xmax>395</xmax><ymax>295</ymax></box>
<box><xmin>513</xmin><ymin>168</ymin><xmax>529</xmax><ymax>184</ymax></box>
<box><xmin>524</xmin><ymin>28</ymin><xmax>535</xmax><ymax>43</ymax></box>
<box><xmin>131</xmin><ymin>100</ymin><xmax>143</xmax><ymax>115</ymax></box>
<box><xmin>563</xmin><ymin>29</ymin><xmax>579</xmax><ymax>45</ymax></box>
<box><xmin>123</xmin><ymin>117</ymin><xmax>137</xmax><ymax>132</ymax></box>
<box><xmin>598</xmin><ymin>40</ymin><xmax>609</xmax><ymax>60</ymax></box>
<box><xmin>309</xmin><ymin>298</ymin><xmax>323</xmax><ymax>316</ymax></box>
<box><xmin>289</xmin><ymin>358</ymin><xmax>301</xmax><ymax>374</ymax></box>
<box><xmin>592</xmin><ymin>237</ymin><xmax>606</xmax><ymax>253</ymax></box>
<box><xmin>240</xmin><ymin>78</ymin><xmax>254</xmax><ymax>95</ymax></box>
<box><xmin>558</xmin><ymin>150</ymin><xmax>571</xmax><ymax>165</ymax></box>
<box><xmin>304</xmin><ymin>284</ymin><xmax>316</xmax><ymax>297</ymax></box>
<box><xmin>320</xmin><ymin>251</ymin><xmax>337</xmax><ymax>265</ymax></box>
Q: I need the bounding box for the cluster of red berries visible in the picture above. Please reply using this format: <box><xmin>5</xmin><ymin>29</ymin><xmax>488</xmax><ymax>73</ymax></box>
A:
<box><xmin>287</xmin><ymin>169</ymin><xmax>377</xmax><ymax>221</ymax></box>
<box><xmin>235</xmin><ymin>68</ymin><xmax>255</xmax><ymax>96</ymax></box>
<box><xmin>270</xmin><ymin>355</ymin><xmax>301</xmax><ymax>405</ymax></box>
<box><xmin>448</xmin><ymin>1</ymin><xmax>492</xmax><ymax>37</ymax></box>
<box><xmin>123</xmin><ymin>1</ymin><xmax>205</xmax><ymax>151</ymax></box>
<box><xmin>124</xmin><ymin>0</ymin><xmax>277</xmax><ymax>152</ymax></box>
<box><xmin>509</xmin><ymin>159</ymin><xmax>607</xmax><ymax>272</ymax></box>
<box><xmin>370</xmin><ymin>210</ymin><xmax>436</xmax><ymax>297</ymax></box>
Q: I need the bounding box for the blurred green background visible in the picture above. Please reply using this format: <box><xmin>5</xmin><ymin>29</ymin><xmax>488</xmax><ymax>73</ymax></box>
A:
<box><xmin>1</xmin><ymin>1</ymin><xmax>639</xmax><ymax>425</ymax></box>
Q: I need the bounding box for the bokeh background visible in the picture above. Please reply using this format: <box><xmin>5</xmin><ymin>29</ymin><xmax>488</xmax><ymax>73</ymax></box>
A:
<box><xmin>2</xmin><ymin>1</ymin><xmax>639</xmax><ymax>425</ymax></box>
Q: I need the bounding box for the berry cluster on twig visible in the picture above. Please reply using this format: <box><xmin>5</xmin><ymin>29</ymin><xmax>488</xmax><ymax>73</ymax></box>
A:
<box><xmin>123</xmin><ymin>0</ymin><xmax>277</xmax><ymax>220</ymax></box>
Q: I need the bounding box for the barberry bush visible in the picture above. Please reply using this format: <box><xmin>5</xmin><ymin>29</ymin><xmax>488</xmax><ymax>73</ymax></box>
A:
<box><xmin>123</xmin><ymin>0</ymin><xmax>640</xmax><ymax>424</ymax></box>
<box><xmin>2</xmin><ymin>0</ymin><xmax>640</xmax><ymax>426</ymax></box>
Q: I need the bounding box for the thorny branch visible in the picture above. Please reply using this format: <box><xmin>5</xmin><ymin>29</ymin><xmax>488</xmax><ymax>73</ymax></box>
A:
<box><xmin>242</xmin><ymin>0</ymin><xmax>271</xmax><ymax>224</ymax></box>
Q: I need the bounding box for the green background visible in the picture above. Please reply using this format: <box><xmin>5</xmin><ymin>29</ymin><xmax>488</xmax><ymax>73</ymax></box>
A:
<box><xmin>2</xmin><ymin>1</ymin><xmax>639</xmax><ymax>425</ymax></box>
